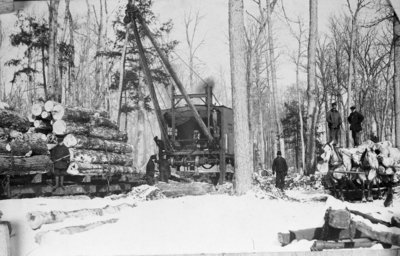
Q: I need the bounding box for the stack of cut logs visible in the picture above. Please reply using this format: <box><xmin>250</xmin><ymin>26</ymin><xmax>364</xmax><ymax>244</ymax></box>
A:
<box><xmin>0</xmin><ymin>104</ymin><xmax>53</xmax><ymax>175</ymax></box>
<box><xmin>31</xmin><ymin>100</ymin><xmax>134</xmax><ymax>176</ymax></box>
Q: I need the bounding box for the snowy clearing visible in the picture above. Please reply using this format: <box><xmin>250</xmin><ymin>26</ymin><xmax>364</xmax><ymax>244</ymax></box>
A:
<box><xmin>0</xmin><ymin>188</ymin><xmax>399</xmax><ymax>256</ymax></box>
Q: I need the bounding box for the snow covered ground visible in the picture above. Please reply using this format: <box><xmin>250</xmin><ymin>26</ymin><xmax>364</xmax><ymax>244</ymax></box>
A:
<box><xmin>0</xmin><ymin>188</ymin><xmax>399</xmax><ymax>256</ymax></box>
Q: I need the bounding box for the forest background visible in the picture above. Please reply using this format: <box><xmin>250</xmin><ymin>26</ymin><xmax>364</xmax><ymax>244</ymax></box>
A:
<box><xmin>0</xmin><ymin>0</ymin><xmax>396</xmax><ymax>174</ymax></box>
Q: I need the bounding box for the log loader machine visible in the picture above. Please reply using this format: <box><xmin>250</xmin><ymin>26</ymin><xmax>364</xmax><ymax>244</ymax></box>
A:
<box><xmin>124</xmin><ymin>0</ymin><xmax>234</xmax><ymax>184</ymax></box>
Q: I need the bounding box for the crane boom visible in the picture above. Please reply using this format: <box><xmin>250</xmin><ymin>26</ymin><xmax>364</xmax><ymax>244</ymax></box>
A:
<box><xmin>127</xmin><ymin>3</ymin><xmax>214</xmax><ymax>142</ymax></box>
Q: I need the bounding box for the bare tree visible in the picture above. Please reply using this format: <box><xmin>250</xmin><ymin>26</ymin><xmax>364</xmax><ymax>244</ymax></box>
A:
<box><xmin>117</xmin><ymin>26</ymin><xmax>130</xmax><ymax>126</ymax></box>
<box><xmin>305</xmin><ymin>0</ymin><xmax>318</xmax><ymax>174</ymax></box>
<box><xmin>48</xmin><ymin>0</ymin><xmax>61</xmax><ymax>101</ymax></box>
<box><xmin>394</xmin><ymin>11</ymin><xmax>400</xmax><ymax>147</ymax></box>
<box><xmin>229</xmin><ymin>0</ymin><xmax>253</xmax><ymax>194</ymax></box>
<box><xmin>184</xmin><ymin>9</ymin><xmax>205</xmax><ymax>90</ymax></box>
<box><xmin>345</xmin><ymin>0</ymin><xmax>370</xmax><ymax>147</ymax></box>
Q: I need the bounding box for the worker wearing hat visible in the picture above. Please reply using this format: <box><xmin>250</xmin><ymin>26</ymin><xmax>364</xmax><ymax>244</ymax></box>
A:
<box><xmin>272</xmin><ymin>150</ymin><xmax>288</xmax><ymax>191</ymax></box>
<box><xmin>50</xmin><ymin>136</ymin><xmax>70</xmax><ymax>189</ymax></box>
<box><xmin>326</xmin><ymin>102</ymin><xmax>342</xmax><ymax>146</ymax></box>
<box><xmin>347</xmin><ymin>105</ymin><xmax>364</xmax><ymax>147</ymax></box>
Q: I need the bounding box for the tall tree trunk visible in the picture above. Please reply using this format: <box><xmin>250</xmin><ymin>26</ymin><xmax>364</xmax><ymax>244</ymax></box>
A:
<box><xmin>229</xmin><ymin>0</ymin><xmax>253</xmax><ymax>194</ymax></box>
<box><xmin>48</xmin><ymin>0</ymin><xmax>60</xmax><ymax>102</ymax></box>
<box><xmin>394</xmin><ymin>14</ymin><xmax>400</xmax><ymax>147</ymax></box>
<box><xmin>305</xmin><ymin>0</ymin><xmax>318</xmax><ymax>174</ymax></box>
<box><xmin>266</xmin><ymin>0</ymin><xmax>285</xmax><ymax>157</ymax></box>
<box><xmin>117</xmin><ymin>27</ymin><xmax>129</xmax><ymax>126</ymax></box>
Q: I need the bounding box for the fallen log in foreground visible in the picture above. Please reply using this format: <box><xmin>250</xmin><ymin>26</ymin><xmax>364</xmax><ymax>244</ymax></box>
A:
<box><xmin>35</xmin><ymin>218</ymin><xmax>118</xmax><ymax>244</ymax></box>
<box><xmin>27</xmin><ymin>203</ymin><xmax>135</xmax><ymax>230</ymax></box>
<box><xmin>310</xmin><ymin>238</ymin><xmax>376</xmax><ymax>251</ymax></box>
<box><xmin>69</xmin><ymin>148</ymin><xmax>133</xmax><ymax>166</ymax></box>
<box><xmin>351</xmin><ymin>215</ymin><xmax>400</xmax><ymax>246</ymax></box>
<box><xmin>0</xmin><ymin>155</ymin><xmax>53</xmax><ymax>175</ymax></box>
<box><xmin>63</xmin><ymin>134</ymin><xmax>133</xmax><ymax>154</ymax></box>
<box><xmin>156</xmin><ymin>181</ymin><xmax>216</xmax><ymax>197</ymax></box>
<box><xmin>67</xmin><ymin>162</ymin><xmax>135</xmax><ymax>175</ymax></box>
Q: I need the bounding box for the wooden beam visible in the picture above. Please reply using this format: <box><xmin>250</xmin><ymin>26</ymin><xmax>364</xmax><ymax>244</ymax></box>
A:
<box><xmin>135</xmin><ymin>7</ymin><xmax>214</xmax><ymax>142</ymax></box>
<box><xmin>130</xmin><ymin>18</ymin><xmax>172</xmax><ymax>151</ymax></box>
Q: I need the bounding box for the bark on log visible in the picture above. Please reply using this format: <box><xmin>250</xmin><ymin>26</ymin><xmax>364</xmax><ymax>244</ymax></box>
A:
<box><xmin>67</xmin><ymin>162</ymin><xmax>135</xmax><ymax>175</ymax></box>
<box><xmin>35</xmin><ymin>218</ymin><xmax>118</xmax><ymax>244</ymax></box>
<box><xmin>53</xmin><ymin>107</ymin><xmax>110</xmax><ymax>122</ymax></box>
<box><xmin>0</xmin><ymin>110</ymin><xmax>31</xmax><ymax>132</ymax></box>
<box><xmin>310</xmin><ymin>238</ymin><xmax>376</xmax><ymax>251</ymax></box>
<box><xmin>0</xmin><ymin>155</ymin><xmax>53</xmax><ymax>175</ymax></box>
<box><xmin>69</xmin><ymin>148</ymin><xmax>133</xmax><ymax>166</ymax></box>
<box><xmin>63</xmin><ymin>134</ymin><xmax>133</xmax><ymax>153</ymax></box>
<box><xmin>277</xmin><ymin>226</ymin><xmax>366</xmax><ymax>246</ymax></box>
<box><xmin>23</xmin><ymin>133</ymin><xmax>49</xmax><ymax>155</ymax></box>
<box><xmin>156</xmin><ymin>181</ymin><xmax>216</xmax><ymax>197</ymax></box>
<box><xmin>350</xmin><ymin>210</ymin><xmax>392</xmax><ymax>227</ymax></box>
<box><xmin>53</xmin><ymin>120</ymin><xmax>89</xmax><ymax>136</ymax></box>
<box><xmin>392</xmin><ymin>216</ymin><xmax>400</xmax><ymax>228</ymax></box>
<box><xmin>89</xmin><ymin>126</ymin><xmax>128</xmax><ymax>142</ymax></box>
<box><xmin>31</xmin><ymin>103</ymin><xmax>44</xmax><ymax>116</ymax></box>
<box><xmin>351</xmin><ymin>215</ymin><xmax>400</xmax><ymax>246</ymax></box>
<box><xmin>91</xmin><ymin>116</ymin><xmax>119</xmax><ymax>130</ymax></box>
<box><xmin>9</xmin><ymin>139</ymin><xmax>31</xmax><ymax>156</ymax></box>
<box><xmin>27</xmin><ymin>203</ymin><xmax>135</xmax><ymax>230</ymax></box>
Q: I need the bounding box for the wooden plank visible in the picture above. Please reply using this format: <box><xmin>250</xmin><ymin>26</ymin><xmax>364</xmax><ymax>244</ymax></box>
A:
<box><xmin>0</xmin><ymin>221</ymin><xmax>11</xmax><ymax>256</ymax></box>
<box><xmin>0</xmin><ymin>0</ymin><xmax>13</xmax><ymax>15</ymax></box>
<box><xmin>352</xmin><ymin>217</ymin><xmax>400</xmax><ymax>246</ymax></box>
<box><xmin>310</xmin><ymin>238</ymin><xmax>376</xmax><ymax>251</ymax></box>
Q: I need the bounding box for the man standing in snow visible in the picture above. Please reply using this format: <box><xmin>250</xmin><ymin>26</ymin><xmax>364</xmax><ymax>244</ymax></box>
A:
<box><xmin>145</xmin><ymin>155</ymin><xmax>157</xmax><ymax>185</ymax></box>
<box><xmin>50</xmin><ymin>136</ymin><xmax>70</xmax><ymax>189</ymax></box>
<box><xmin>158</xmin><ymin>155</ymin><xmax>171</xmax><ymax>183</ymax></box>
<box><xmin>272</xmin><ymin>151</ymin><xmax>288</xmax><ymax>191</ymax></box>
<box><xmin>326</xmin><ymin>102</ymin><xmax>342</xmax><ymax>146</ymax></box>
<box><xmin>347</xmin><ymin>106</ymin><xmax>364</xmax><ymax>147</ymax></box>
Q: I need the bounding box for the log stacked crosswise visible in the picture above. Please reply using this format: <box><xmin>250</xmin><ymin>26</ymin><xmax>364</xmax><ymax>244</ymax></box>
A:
<box><xmin>37</xmin><ymin>101</ymin><xmax>134</xmax><ymax>176</ymax></box>
<box><xmin>0</xmin><ymin>104</ymin><xmax>51</xmax><ymax>175</ymax></box>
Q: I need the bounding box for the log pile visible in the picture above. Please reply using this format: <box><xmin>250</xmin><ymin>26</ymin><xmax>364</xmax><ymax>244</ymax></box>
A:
<box><xmin>32</xmin><ymin>100</ymin><xmax>134</xmax><ymax>176</ymax></box>
<box><xmin>0</xmin><ymin>104</ymin><xmax>51</xmax><ymax>175</ymax></box>
<box><xmin>278</xmin><ymin>202</ymin><xmax>400</xmax><ymax>251</ymax></box>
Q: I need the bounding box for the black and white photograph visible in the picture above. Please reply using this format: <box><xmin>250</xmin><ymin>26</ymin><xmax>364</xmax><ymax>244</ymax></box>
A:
<box><xmin>0</xmin><ymin>0</ymin><xmax>400</xmax><ymax>255</ymax></box>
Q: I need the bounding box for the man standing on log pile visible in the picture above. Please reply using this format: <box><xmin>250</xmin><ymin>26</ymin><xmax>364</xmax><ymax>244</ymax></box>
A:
<box><xmin>272</xmin><ymin>151</ymin><xmax>288</xmax><ymax>191</ymax></box>
<box><xmin>347</xmin><ymin>106</ymin><xmax>364</xmax><ymax>147</ymax></box>
<box><xmin>50</xmin><ymin>136</ymin><xmax>70</xmax><ymax>189</ymax></box>
<box><xmin>326</xmin><ymin>102</ymin><xmax>342</xmax><ymax>146</ymax></box>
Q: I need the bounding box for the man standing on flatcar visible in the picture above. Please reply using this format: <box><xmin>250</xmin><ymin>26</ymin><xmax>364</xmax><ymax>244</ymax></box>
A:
<box><xmin>50</xmin><ymin>136</ymin><xmax>70</xmax><ymax>189</ymax></box>
<box><xmin>145</xmin><ymin>155</ymin><xmax>157</xmax><ymax>185</ymax></box>
<box><xmin>272</xmin><ymin>151</ymin><xmax>288</xmax><ymax>191</ymax></box>
<box><xmin>158</xmin><ymin>154</ymin><xmax>171</xmax><ymax>183</ymax></box>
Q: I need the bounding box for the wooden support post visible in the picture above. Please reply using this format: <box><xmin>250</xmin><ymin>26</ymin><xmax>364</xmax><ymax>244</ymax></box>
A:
<box><xmin>0</xmin><ymin>221</ymin><xmax>11</xmax><ymax>256</ymax></box>
<box><xmin>130</xmin><ymin>18</ymin><xmax>172</xmax><ymax>151</ymax></box>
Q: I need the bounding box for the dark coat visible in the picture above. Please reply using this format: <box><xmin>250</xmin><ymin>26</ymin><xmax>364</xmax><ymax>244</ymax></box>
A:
<box><xmin>272</xmin><ymin>156</ymin><xmax>288</xmax><ymax>175</ymax></box>
<box><xmin>347</xmin><ymin>111</ymin><xmax>364</xmax><ymax>132</ymax></box>
<box><xmin>145</xmin><ymin>158</ymin><xmax>155</xmax><ymax>177</ymax></box>
<box><xmin>50</xmin><ymin>144</ymin><xmax>70</xmax><ymax>169</ymax></box>
<box><xmin>326</xmin><ymin>109</ymin><xmax>342</xmax><ymax>129</ymax></box>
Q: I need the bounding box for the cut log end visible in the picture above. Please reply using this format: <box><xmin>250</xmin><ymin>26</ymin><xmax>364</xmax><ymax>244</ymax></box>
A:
<box><xmin>52</xmin><ymin>104</ymin><xmax>65</xmax><ymax>121</ymax></box>
<box><xmin>52</xmin><ymin>120</ymin><xmax>67</xmax><ymax>135</ymax></box>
